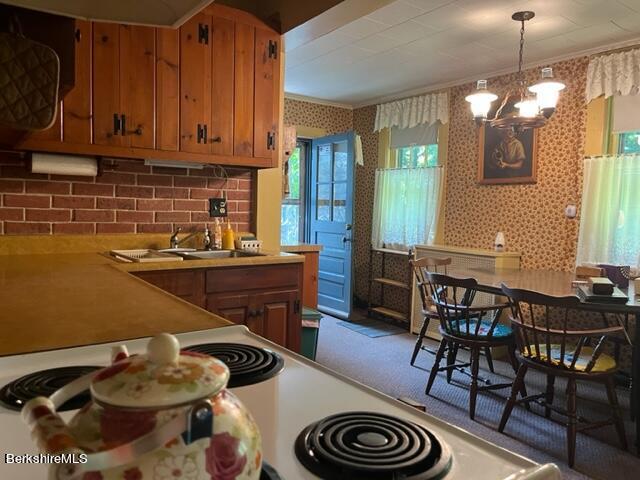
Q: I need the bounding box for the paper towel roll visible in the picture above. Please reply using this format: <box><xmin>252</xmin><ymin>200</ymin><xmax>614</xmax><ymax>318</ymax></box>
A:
<box><xmin>31</xmin><ymin>153</ymin><xmax>98</xmax><ymax>176</ymax></box>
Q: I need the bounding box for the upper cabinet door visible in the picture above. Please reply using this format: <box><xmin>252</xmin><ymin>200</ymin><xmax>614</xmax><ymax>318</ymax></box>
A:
<box><xmin>63</xmin><ymin>20</ymin><xmax>92</xmax><ymax>144</ymax></box>
<box><xmin>156</xmin><ymin>28</ymin><xmax>180</xmax><ymax>151</ymax></box>
<box><xmin>120</xmin><ymin>25</ymin><xmax>155</xmax><ymax>149</ymax></box>
<box><xmin>233</xmin><ymin>22</ymin><xmax>254</xmax><ymax>157</ymax></box>
<box><xmin>253</xmin><ymin>28</ymin><xmax>279</xmax><ymax>161</ymax></box>
<box><xmin>210</xmin><ymin>15</ymin><xmax>235</xmax><ymax>156</ymax></box>
<box><xmin>180</xmin><ymin>13</ymin><xmax>211</xmax><ymax>154</ymax></box>
<box><xmin>93</xmin><ymin>22</ymin><xmax>123</xmax><ymax>146</ymax></box>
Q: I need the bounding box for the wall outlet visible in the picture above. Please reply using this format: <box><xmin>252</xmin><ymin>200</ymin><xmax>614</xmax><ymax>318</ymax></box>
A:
<box><xmin>209</xmin><ymin>198</ymin><xmax>228</xmax><ymax>217</ymax></box>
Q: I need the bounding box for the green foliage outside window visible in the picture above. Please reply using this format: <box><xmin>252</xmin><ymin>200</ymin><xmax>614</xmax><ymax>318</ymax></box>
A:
<box><xmin>396</xmin><ymin>144</ymin><xmax>439</xmax><ymax>168</ymax></box>
<box><xmin>619</xmin><ymin>131</ymin><xmax>640</xmax><ymax>154</ymax></box>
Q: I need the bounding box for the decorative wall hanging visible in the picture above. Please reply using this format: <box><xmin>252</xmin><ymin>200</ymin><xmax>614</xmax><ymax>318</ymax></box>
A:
<box><xmin>478</xmin><ymin>100</ymin><xmax>537</xmax><ymax>185</ymax></box>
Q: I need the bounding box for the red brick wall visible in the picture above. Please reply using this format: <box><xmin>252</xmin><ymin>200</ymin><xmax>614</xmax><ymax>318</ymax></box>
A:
<box><xmin>0</xmin><ymin>155</ymin><xmax>253</xmax><ymax>235</ymax></box>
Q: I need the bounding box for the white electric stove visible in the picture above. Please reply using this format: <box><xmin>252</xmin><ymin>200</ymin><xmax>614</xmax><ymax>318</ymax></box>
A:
<box><xmin>0</xmin><ymin>325</ymin><xmax>561</xmax><ymax>479</ymax></box>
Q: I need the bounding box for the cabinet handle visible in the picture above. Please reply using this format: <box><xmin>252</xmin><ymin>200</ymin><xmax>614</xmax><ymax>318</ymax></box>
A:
<box><xmin>247</xmin><ymin>309</ymin><xmax>255</xmax><ymax>317</ymax></box>
<box><xmin>256</xmin><ymin>308</ymin><xmax>264</xmax><ymax>317</ymax></box>
<box><xmin>210</xmin><ymin>136</ymin><xmax>222</xmax><ymax>143</ymax></box>
<box><xmin>202</xmin><ymin>124</ymin><xmax>208</xmax><ymax>144</ymax></box>
<box><xmin>196</xmin><ymin>124</ymin><xmax>202</xmax><ymax>143</ymax></box>
<box><xmin>121</xmin><ymin>114</ymin><xmax>126</xmax><ymax>136</ymax></box>
<box><xmin>75</xmin><ymin>28</ymin><xmax>81</xmax><ymax>42</ymax></box>
<box><xmin>113</xmin><ymin>113</ymin><xmax>121</xmax><ymax>135</ymax></box>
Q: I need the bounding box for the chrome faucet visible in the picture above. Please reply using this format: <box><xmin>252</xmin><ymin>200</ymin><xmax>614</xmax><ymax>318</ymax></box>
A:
<box><xmin>169</xmin><ymin>227</ymin><xmax>201</xmax><ymax>249</ymax></box>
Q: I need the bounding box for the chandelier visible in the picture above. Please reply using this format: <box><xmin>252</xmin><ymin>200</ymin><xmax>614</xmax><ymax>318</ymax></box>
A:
<box><xmin>465</xmin><ymin>11</ymin><xmax>565</xmax><ymax>133</ymax></box>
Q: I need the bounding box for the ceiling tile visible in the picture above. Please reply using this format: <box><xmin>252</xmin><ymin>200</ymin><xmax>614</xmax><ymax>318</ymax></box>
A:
<box><xmin>402</xmin><ymin>0</ymin><xmax>455</xmax><ymax>12</ymax></box>
<box><xmin>563</xmin><ymin>21</ymin><xmax>625</xmax><ymax>43</ymax></box>
<box><xmin>412</xmin><ymin>4</ymin><xmax>476</xmax><ymax>32</ymax></box>
<box><xmin>366</xmin><ymin>1</ymin><xmax>427</xmax><ymax>25</ymax></box>
<box><xmin>354</xmin><ymin>34</ymin><xmax>406</xmax><ymax>53</ymax></box>
<box><xmin>378</xmin><ymin>20</ymin><xmax>436</xmax><ymax>42</ymax></box>
<box><xmin>611</xmin><ymin>12</ymin><xmax>640</xmax><ymax>32</ymax></box>
<box><xmin>334</xmin><ymin>17</ymin><xmax>389</xmax><ymax>40</ymax></box>
<box><xmin>617</xmin><ymin>0</ymin><xmax>640</xmax><ymax>13</ymax></box>
<box><xmin>561</xmin><ymin>0</ymin><xmax>637</xmax><ymax>26</ymax></box>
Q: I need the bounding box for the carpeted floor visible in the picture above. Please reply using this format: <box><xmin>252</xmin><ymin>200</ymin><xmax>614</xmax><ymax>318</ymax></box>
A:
<box><xmin>315</xmin><ymin>313</ymin><xmax>639</xmax><ymax>480</ymax></box>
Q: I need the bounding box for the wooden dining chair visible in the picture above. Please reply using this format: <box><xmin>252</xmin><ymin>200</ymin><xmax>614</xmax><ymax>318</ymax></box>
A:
<box><xmin>421</xmin><ymin>272</ymin><xmax>522</xmax><ymax>420</ymax></box>
<box><xmin>409</xmin><ymin>256</ymin><xmax>451</xmax><ymax>366</ymax></box>
<box><xmin>498</xmin><ymin>284</ymin><xmax>628</xmax><ymax>468</ymax></box>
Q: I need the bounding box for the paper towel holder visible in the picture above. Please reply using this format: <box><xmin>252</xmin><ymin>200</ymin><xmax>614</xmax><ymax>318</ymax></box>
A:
<box><xmin>29</xmin><ymin>152</ymin><xmax>99</xmax><ymax>177</ymax></box>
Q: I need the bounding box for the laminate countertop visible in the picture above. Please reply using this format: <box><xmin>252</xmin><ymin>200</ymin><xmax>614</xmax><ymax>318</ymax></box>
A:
<box><xmin>0</xmin><ymin>251</ymin><xmax>304</xmax><ymax>356</ymax></box>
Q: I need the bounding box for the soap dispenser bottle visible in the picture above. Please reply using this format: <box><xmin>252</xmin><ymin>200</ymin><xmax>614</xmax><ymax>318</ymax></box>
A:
<box><xmin>213</xmin><ymin>218</ymin><xmax>223</xmax><ymax>250</ymax></box>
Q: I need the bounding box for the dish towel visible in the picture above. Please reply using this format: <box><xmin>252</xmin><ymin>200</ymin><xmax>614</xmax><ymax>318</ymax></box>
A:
<box><xmin>355</xmin><ymin>134</ymin><xmax>364</xmax><ymax>166</ymax></box>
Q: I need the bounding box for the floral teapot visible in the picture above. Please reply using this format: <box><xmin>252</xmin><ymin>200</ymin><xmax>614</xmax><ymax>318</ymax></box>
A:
<box><xmin>22</xmin><ymin>333</ymin><xmax>262</xmax><ymax>480</ymax></box>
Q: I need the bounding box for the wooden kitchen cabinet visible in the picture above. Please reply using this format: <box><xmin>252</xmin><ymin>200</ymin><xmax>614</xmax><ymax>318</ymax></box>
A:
<box><xmin>93</xmin><ymin>23</ymin><xmax>155</xmax><ymax>148</ymax></box>
<box><xmin>18</xmin><ymin>4</ymin><xmax>281</xmax><ymax>169</ymax></box>
<box><xmin>132</xmin><ymin>262</ymin><xmax>302</xmax><ymax>351</ymax></box>
<box><xmin>133</xmin><ymin>269</ymin><xmax>206</xmax><ymax>308</ymax></box>
<box><xmin>26</xmin><ymin>19</ymin><xmax>92</xmax><ymax>144</ymax></box>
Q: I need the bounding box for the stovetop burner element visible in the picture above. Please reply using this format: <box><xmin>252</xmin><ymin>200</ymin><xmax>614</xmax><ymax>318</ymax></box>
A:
<box><xmin>260</xmin><ymin>461</ymin><xmax>282</xmax><ymax>480</ymax></box>
<box><xmin>295</xmin><ymin>411</ymin><xmax>452</xmax><ymax>480</ymax></box>
<box><xmin>0</xmin><ymin>366</ymin><xmax>100</xmax><ymax>412</ymax></box>
<box><xmin>184</xmin><ymin>343</ymin><xmax>284</xmax><ymax>388</ymax></box>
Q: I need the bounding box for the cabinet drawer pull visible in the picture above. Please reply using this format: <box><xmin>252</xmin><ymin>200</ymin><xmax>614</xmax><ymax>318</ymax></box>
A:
<box><xmin>121</xmin><ymin>114</ymin><xmax>126</xmax><ymax>136</ymax></box>
<box><xmin>210</xmin><ymin>136</ymin><xmax>222</xmax><ymax>143</ymax></box>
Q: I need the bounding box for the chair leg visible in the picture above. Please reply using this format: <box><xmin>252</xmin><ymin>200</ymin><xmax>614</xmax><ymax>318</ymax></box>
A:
<box><xmin>469</xmin><ymin>348</ymin><xmax>480</xmax><ymax>420</ymax></box>
<box><xmin>499</xmin><ymin>363</ymin><xmax>528</xmax><ymax>432</ymax></box>
<box><xmin>425</xmin><ymin>339</ymin><xmax>447</xmax><ymax>395</ymax></box>
<box><xmin>544</xmin><ymin>374</ymin><xmax>555</xmax><ymax>419</ymax></box>
<box><xmin>566</xmin><ymin>379</ymin><xmax>577</xmax><ymax>468</ymax></box>
<box><xmin>605</xmin><ymin>377</ymin><xmax>628</xmax><ymax>450</ymax></box>
<box><xmin>484</xmin><ymin>347</ymin><xmax>495</xmax><ymax>373</ymax></box>
<box><xmin>410</xmin><ymin>317</ymin><xmax>430</xmax><ymax>366</ymax></box>
<box><xmin>445</xmin><ymin>341</ymin><xmax>458</xmax><ymax>383</ymax></box>
<box><xmin>507</xmin><ymin>345</ymin><xmax>528</xmax><ymax>404</ymax></box>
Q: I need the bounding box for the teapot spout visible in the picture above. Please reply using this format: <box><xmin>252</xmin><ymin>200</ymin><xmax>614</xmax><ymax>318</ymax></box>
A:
<box><xmin>111</xmin><ymin>345</ymin><xmax>129</xmax><ymax>363</ymax></box>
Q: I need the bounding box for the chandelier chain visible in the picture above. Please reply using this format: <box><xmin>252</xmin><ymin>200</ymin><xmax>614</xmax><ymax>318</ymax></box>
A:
<box><xmin>518</xmin><ymin>20</ymin><xmax>525</xmax><ymax>83</ymax></box>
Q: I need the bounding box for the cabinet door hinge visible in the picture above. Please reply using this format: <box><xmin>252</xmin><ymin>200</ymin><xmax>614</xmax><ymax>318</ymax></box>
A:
<box><xmin>198</xmin><ymin>23</ymin><xmax>209</xmax><ymax>44</ymax></box>
<box><xmin>294</xmin><ymin>299</ymin><xmax>300</xmax><ymax>314</ymax></box>
<box><xmin>268</xmin><ymin>40</ymin><xmax>278</xmax><ymax>59</ymax></box>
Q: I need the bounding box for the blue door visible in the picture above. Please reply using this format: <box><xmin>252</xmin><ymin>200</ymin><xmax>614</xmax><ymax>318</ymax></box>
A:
<box><xmin>308</xmin><ymin>132</ymin><xmax>355</xmax><ymax>319</ymax></box>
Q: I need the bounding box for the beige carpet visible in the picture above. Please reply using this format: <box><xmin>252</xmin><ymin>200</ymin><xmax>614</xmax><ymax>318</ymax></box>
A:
<box><xmin>315</xmin><ymin>313</ymin><xmax>639</xmax><ymax>480</ymax></box>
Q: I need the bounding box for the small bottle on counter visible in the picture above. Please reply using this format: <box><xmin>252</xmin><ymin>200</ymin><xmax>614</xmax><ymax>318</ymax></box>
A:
<box><xmin>213</xmin><ymin>218</ymin><xmax>223</xmax><ymax>250</ymax></box>
<box><xmin>222</xmin><ymin>220</ymin><xmax>235</xmax><ymax>250</ymax></box>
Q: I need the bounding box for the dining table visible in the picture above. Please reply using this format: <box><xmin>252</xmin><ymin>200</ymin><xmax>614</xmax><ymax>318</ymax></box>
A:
<box><xmin>447</xmin><ymin>267</ymin><xmax>640</xmax><ymax>452</ymax></box>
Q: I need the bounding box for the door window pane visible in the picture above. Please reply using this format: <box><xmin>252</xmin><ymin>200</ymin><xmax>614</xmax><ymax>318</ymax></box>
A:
<box><xmin>317</xmin><ymin>183</ymin><xmax>331</xmax><ymax>221</ymax></box>
<box><xmin>333</xmin><ymin>141</ymin><xmax>347</xmax><ymax>181</ymax></box>
<box><xmin>287</xmin><ymin>147</ymin><xmax>301</xmax><ymax>200</ymax></box>
<box><xmin>280</xmin><ymin>204</ymin><xmax>300</xmax><ymax>245</ymax></box>
<box><xmin>333</xmin><ymin>182</ymin><xmax>346</xmax><ymax>222</ymax></box>
<box><xmin>318</xmin><ymin>145</ymin><xmax>332</xmax><ymax>183</ymax></box>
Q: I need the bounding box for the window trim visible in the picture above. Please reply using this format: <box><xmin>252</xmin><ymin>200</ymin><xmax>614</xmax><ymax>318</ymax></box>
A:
<box><xmin>281</xmin><ymin>139</ymin><xmax>309</xmax><ymax>244</ymax></box>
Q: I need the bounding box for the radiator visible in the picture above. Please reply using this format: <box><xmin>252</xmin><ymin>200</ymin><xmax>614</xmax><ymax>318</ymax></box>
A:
<box><xmin>410</xmin><ymin>245</ymin><xmax>521</xmax><ymax>336</ymax></box>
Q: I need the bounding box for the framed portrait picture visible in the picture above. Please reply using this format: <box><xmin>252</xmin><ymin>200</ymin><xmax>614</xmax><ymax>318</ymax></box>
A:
<box><xmin>478</xmin><ymin>124</ymin><xmax>538</xmax><ymax>185</ymax></box>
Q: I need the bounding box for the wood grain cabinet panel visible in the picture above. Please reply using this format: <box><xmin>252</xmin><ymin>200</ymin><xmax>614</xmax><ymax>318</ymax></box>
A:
<box><xmin>156</xmin><ymin>28</ymin><xmax>180</xmax><ymax>151</ymax></box>
<box><xmin>253</xmin><ymin>28</ymin><xmax>278</xmax><ymax>161</ymax></box>
<box><xmin>93</xmin><ymin>22</ymin><xmax>123</xmax><ymax>146</ymax></box>
<box><xmin>180</xmin><ymin>13</ymin><xmax>211</xmax><ymax>154</ymax></box>
<box><xmin>254</xmin><ymin>290</ymin><xmax>297</xmax><ymax>348</ymax></box>
<box><xmin>63</xmin><ymin>20</ymin><xmax>92</xmax><ymax>144</ymax></box>
<box><xmin>206</xmin><ymin>293</ymin><xmax>251</xmax><ymax>327</ymax></box>
<box><xmin>210</xmin><ymin>15</ymin><xmax>235</xmax><ymax>156</ymax></box>
<box><xmin>233</xmin><ymin>22</ymin><xmax>254</xmax><ymax>157</ymax></box>
<box><xmin>120</xmin><ymin>25</ymin><xmax>155</xmax><ymax>149</ymax></box>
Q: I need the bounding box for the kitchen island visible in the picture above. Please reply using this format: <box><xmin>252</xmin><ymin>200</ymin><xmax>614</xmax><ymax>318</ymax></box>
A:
<box><xmin>0</xmin><ymin>249</ymin><xmax>303</xmax><ymax>356</ymax></box>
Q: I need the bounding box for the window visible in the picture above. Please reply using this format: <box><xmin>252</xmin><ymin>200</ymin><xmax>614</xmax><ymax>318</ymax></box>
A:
<box><xmin>618</xmin><ymin>131</ymin><xmax>640</xmax><ymax>154</ymax></box>
<box><xmin>396</xmin><ymin>144</ymin><xmax>439</xmax><ymax>168</ymax></box>
<box><xmin>577</xmin><ymin>154</ymin><xmax>640</xmax><ymax>268</ymax></box>
<box><xmin>281</xmin><ymin>142</ymin><xmax>307</xmax><ymax>245</ymax></box>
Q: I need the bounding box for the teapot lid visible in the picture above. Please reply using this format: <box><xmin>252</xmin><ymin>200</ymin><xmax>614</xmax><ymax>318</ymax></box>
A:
<box><xmin>91</xmin><ymin>333</ymin><xmax>229</xmax><ymax>409</ymax></box>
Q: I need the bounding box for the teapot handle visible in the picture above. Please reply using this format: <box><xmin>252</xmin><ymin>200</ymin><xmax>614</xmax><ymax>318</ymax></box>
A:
<box><xmin>23</xmin><ymin>371</ymin><xmax>213</xmax><ymax>479</ymax></box>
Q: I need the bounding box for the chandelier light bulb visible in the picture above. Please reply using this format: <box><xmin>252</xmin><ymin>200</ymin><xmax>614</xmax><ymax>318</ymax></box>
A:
<box><xmin>465</xmin><ymin>80</ymin><xmax>498</xmax><ymax>120</ymax></box>
<box><xmin>528</xmin><ymin>67</ymin><xmax>566</xmax><ymax>111</ymax></box>
<box><xmin>515</xmin><ymin>97</ymin><xmax>539</xmax><ymax>118</ymax></box>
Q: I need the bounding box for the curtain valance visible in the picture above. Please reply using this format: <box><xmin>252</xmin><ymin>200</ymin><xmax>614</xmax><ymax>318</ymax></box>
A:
<box><xmin>586</xmin><ymin>48</ymin><xmax>640</xmax><ymax>102</ymax></box>
<box><xmin>374</xmin><ymin>92</ymin><xmax>448</xmax><ymax>132</ymax></box>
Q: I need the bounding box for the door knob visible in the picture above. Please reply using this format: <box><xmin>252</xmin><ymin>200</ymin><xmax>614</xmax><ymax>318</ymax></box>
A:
<box><xmin>346</xmin><ymin>223</ymin><xmax>352</xmax><ymax>231</ymax></box>
<box><xmin>343</xmin><ymin>236</ymin><xmax>352</xmax><ymax>243</ymax></box>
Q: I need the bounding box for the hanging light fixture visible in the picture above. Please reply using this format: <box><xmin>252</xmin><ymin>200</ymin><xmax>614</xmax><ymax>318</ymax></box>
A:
<box><xmin>465</xmin><ymin>11</ymin><xmax>565</xmax><ymax>133</ymax></box>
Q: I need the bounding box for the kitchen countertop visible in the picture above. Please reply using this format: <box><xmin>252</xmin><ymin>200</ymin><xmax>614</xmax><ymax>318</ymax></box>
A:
<box><xmin>0</xmin><ymin>251</ymin><xmax>304</xmax><ymax>356</ymax></box>
<box><xmin>280</xmin><ymin>243</ymin><xmax>323</xmax><ymax>253</ymax></box>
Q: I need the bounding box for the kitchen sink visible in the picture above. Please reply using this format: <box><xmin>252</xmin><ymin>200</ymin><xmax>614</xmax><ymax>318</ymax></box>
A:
<box><xmin>176</xmin><ymin>250</ymin><xmax>265</xmax><ymax>260</ymax></box>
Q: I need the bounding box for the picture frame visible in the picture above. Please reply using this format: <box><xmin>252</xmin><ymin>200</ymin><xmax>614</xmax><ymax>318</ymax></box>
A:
<box><xmin>477</xmin><ymin>124</ymin><xmax>538</xmax><ymax>185</ymax></box>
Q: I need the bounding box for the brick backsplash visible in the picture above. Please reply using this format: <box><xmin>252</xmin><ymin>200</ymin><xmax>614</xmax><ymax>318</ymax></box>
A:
<box><xmin>0</xmin><ymin>154</ymin><xmax>254</xmax><ymax>235</ymax></box>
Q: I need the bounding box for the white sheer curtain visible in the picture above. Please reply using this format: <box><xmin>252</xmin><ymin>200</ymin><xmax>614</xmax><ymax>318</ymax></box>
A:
<box><xmin>586</xmin><ymin>48</ymin><xmax>640</xmax><ymax>102</ymax></box>
<box><xmin>371</xmin><ymin>167</ymin><xmax>443</xmax><ymax>250</ymax></box>
<box><xmin>577</xmin><ymin>154</ymin><xmax>640</xmax><ymax>268</ymax></box>
<box><xmin>374</xmin><ymin>92</ymin><xmax>448</xmax><ymax>131</ymax></box>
